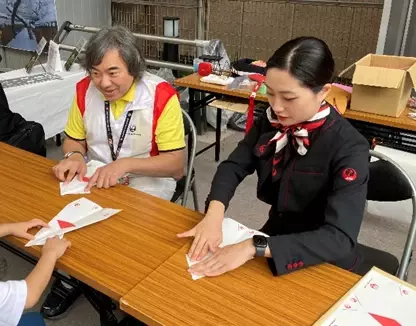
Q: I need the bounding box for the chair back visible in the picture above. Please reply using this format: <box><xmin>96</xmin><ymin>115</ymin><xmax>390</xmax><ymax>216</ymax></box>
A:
<box><xmin>180</xmin><ymin>109</ymin><xmax>197</xmax><ymax>206</ymax></box>
<box><xmin>368</xmin><ymin>149</ymin><xmax>416</xmax><ymax>279</ymax></box>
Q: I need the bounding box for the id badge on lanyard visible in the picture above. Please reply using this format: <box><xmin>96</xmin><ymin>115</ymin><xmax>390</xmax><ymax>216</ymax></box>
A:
<box><xmin>104</xmin><ymin>100</ymin><xmax>132</xmax><ymax>185</ymax></box>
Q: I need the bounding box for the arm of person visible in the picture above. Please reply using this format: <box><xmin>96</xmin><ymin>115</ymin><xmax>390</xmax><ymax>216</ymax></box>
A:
<box><xmin>120</xmin><ymin>95</ymin><xmax>186</xmax><ymax>180</ymax></box>
<box><xmin>204</xmin><ymin>111</ymin><xmax>266</xmax><ymax>212</ymax></box>
<box><xmin>0</xmin><ymin>223</ymin><xmax>11</xmax><ymax>237</ymax></box>
<box><xmin>264</xmin><ymin>134</ymin><xmax>370</xmax><ymax>276</ymax></box>
<box><xmin>63</xmin><ymin>95</ymin><xmax>87</xmax><ymax>158</ymax></box>
<box><xmin>24</xmin><ymin>252</ymin><xmax>57</xmax><ymax>308</ymax></box>
<box><xmin>122</xmin><ymin>150</ymin><xmax>184</xmax><ymax>180</ymax></box>
<box><xmin>178</xmin><ymin>112</ymin><xmax>266</xmax><ymax>261</ymax></box>
<box><xmin>25</xmin><ymin>237</ymin><xmax>71</xmax><ymax>309</ymax></box>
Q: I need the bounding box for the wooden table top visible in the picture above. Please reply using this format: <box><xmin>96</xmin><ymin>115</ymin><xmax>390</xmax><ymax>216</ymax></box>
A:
<box><xmin>175</xmin><ymin>73</ymin><xmax>416</xmax><ymax>132</ymax></box>
<box><xmin>174</xmin><ymin>73</ymin><xmax>269</xmax><ymax>102</ymax></box>
<box><xmin>120</xmin><ymin>244</ymin><xmax>360</xmax><ymax>326</ymax></box>
<box><xmin>343</xmin><ymin>107</ymin><xmax>416</xmax><ymax>132</ymax></box>
<box><xmin>0</xmin><ymin>143</ymin><xmax>201</xmax><ymax>300</ymax></box>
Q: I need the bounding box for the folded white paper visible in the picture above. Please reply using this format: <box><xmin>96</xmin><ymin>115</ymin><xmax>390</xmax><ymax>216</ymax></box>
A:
<box><xmin>60</xmin><ymin>160</ymin><xmax>106</xmax><ymax>195</ymax></box>
<box><xmin>46</xmin><ymin>40</ymin><xmax>62</xmax><ymax>73</ymax></box>
<box><xmin>200</xmin><ymin>74</ymin><xmax>234</xmax><ymax>86</ymax></box>
<box><xmin>186</xmin><ymin>218</ymin><xmax>268</xmax><ymax>280</ymax></box>
<box><xmin>26</xmin><ymin>197</ymin><xmax>121</xmax><ymax>247</ymax></box>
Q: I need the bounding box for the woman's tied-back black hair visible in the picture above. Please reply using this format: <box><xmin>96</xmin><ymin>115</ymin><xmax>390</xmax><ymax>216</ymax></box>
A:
<box><xmin>266</xmin><ymin>37</ymin><xmax>335</xmax><ymax>93</ymax></box>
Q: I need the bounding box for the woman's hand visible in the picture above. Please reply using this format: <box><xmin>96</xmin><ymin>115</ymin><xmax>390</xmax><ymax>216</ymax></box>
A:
<box><xmin>188</xmin><ymin>238</ymin><xmax>255</xmax><ymax>277</ymax></box>
<box><xmin>177</xmin><ymin>203</ymin><xmax>224</xmax><ymax>262</ymax></box>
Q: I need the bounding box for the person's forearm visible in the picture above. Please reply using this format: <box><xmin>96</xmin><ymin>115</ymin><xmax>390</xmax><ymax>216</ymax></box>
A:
<box><xmin>205</xmin><ymin>159</ymin><xmax>254</xmax><ymax>212</ymax></box>
<box><xmin>123</xmin><ymin>153</ymin><xmax>184</xmax><ymax>180</ymax></box>
<box><xmin>63</xmin><ymin>138</ymin><xmax>87</xmax><ymax>156</ymax></box>
<box><xmin>242</xmin><ymin>238</ymin><xmax>272</xmax><ymax>258</ymax></box>
<box><xmin>24</xmin><ymin>253</ymin><xmax>57</xmax><ymax>308</ymax></box>
<box><xmin>0</xmin><ymin>224</ymin><xmax>11</xmax><ymax>237</ymax></box>
<box><xmin>206</xmin><ymin>201</ymin><xmax>226</xmax><ymax>221</ymax></box>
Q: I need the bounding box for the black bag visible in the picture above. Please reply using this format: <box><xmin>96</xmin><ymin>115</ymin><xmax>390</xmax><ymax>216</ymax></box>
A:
<box><xmin>0</xmin><ymin>83</ymin><xmax>46</xmax><ymax>157</ymax></box>
<box><xmin>231</xmin><ymin>58</ymin><xmax>266</xmax><ymax>75</ymax></box>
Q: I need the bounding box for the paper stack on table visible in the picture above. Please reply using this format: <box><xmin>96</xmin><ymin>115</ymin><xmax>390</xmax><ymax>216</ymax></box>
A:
<box><xmin>200</xmin><ymin>74</ymin><xmax>234</xmax><ymax>86</ymax></box>
<box><xmin>186</xmin><ymin>218</ymin><xmax>268</xmax><ymax>280</ymax></box>
<box><xmin>26</xmin><ymin>198</ymin><xmax>121</xmax><ymax>247</ymax></box>
<box><xmin>60</xmin><ymin>160</ymin><xmax>106</xmax><ymax>195</ymax></box>
<box><xmin>315</xmin><ymin>267</ymin><xmax>416</xmax><ymax>325</ymax></box>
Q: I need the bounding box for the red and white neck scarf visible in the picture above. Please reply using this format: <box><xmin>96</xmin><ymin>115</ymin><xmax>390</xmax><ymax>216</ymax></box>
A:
<box><xmin>256</xmin><ymin>101</ymin><xmax>331</xmax><ymax>182</ymax></box>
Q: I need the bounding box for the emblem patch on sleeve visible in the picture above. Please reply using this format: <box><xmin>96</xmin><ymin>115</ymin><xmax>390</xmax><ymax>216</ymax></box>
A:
<box><xmin>342</xmin><ymin>168</ymin><xmax>357</xmax><ymax>182</ymax></box>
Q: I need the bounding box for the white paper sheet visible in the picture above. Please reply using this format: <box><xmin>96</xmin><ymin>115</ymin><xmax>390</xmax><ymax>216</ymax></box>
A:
<box><xmin>46</xmin><ymin>40</ymin><xmax>62</xmax><ymax>73</ymax></box>
<box><xmin>60</xmin><ymin>160</ymin><xmax>106</xmax><ymax>195</ymax></box>
<box><xmin>316</xmin><ymin>268</ymin><xmax>416</xmax><ymax>325</ymax></box>
<box><xmin>26</xmin><ymin>198</ymin><xmax>121</xmax><ymax>247</ymax></box>
<box><xmin>186</xmin><ymin>218</ymin><xmax>268</xmax><ymax>280</ymax></box>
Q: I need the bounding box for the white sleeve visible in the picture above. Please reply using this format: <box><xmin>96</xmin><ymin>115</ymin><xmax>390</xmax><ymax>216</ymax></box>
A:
<box><xmin>0</xmin><ymin>280</ymin><xmax>27</xmax><ymax>326</ymax></box>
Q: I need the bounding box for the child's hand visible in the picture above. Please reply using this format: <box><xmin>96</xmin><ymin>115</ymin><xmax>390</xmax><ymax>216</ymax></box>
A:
<box><xmin>8</xmin><ymin>219</ymin><xmax>48</xmax><ymax>240</ymax></box>
<box><xmin>42</xmin><ymin>236</ymin><xmax>71</xmax><ymax>260</ymax></box>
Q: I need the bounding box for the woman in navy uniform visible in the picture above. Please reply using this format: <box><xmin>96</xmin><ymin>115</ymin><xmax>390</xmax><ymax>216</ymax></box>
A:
<box><xmin>178</xmin><ymin>37</ymin><xmax>370</xmax><ymax>277</ymax></box>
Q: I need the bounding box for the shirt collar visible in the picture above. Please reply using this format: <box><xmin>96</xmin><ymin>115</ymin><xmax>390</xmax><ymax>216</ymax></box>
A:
<box><xmin>119</xmin><ymin>81</ymin><xmax>136</xmax><ymax>102</ymax></box>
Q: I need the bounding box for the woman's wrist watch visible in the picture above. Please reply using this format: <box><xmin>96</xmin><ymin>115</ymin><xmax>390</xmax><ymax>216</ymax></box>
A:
<box><xmin>252</xmin><ymin>235</ymin><xmax>268</xmax><ymax>257</ymax></box>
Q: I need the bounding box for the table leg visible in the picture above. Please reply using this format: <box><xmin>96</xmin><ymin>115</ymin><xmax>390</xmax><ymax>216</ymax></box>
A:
<box><xmin>80</xmin><ymin>283</ymin><xmax>118</xmax><ymax>326</ymax></box>
<box><xmin>189</xmin><ymin>89</ymin><xmax>203</xmax><ymax>135</ymax></box>
<box><xmin>56</xmin><ymin>133</ymin><xmax>62</xmax><ymax>147</ymax></box>
<box><xmin>215</xmin><ymin>108</ymin><xmax>222</xmax><ymax>162</ymax></box>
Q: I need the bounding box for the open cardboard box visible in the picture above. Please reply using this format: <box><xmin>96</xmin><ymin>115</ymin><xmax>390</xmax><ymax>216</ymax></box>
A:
<box><xmin>349</xmin><ymin>54</ymin><xmax>416</xmax><ymax>117</ymax></box>
<box><xmin>326</xmin><ymin>84</ymin><xmax>352</xmax><ymax>115</ymax></box>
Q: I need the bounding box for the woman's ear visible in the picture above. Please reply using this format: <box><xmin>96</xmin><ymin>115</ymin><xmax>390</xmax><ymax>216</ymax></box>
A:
<box><xmin>318</xmin><ymin>83</ymin><xmax>332</xmax><ymax>102</ymax></box>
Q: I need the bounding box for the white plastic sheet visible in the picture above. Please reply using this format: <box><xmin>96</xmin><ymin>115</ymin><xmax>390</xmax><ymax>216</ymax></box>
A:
<box><xmin>1</xmin><ymin>61</ymin><xmax>86</xmax><ymax>139</ymax></box>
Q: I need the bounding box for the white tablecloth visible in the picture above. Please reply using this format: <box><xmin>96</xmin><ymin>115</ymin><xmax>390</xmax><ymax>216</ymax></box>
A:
<box><xmin>0</xmin><ymin>62</ymin><xmax>86</xmax><ymax>139</ymax></box>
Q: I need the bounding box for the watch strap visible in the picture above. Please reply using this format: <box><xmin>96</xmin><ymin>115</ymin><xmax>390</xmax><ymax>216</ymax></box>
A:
<box><xmin>254</xmin><ymin>244</ymin><xmax>266</xmax><ymax>257</ymax></box>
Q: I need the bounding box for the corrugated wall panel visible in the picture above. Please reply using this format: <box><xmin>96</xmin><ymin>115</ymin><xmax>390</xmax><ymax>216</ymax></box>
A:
<box><xmin>111</xmin><ymin>0</ymin><xmax>383</xmax><ymax>72</ymax></box>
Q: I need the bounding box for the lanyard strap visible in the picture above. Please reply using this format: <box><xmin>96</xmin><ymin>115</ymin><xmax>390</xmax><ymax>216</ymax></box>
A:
<box><xmin>104</xmin><ymin>100</ymin><xmax>133</xmax><ymax>161</ymax></box>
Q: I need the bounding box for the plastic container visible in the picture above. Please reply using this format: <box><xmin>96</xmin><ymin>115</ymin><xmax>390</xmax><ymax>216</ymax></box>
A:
<box><xmin>193</xmin><ymin>58</ymin><xmax>203</xmax><ymax>72</ymax></box>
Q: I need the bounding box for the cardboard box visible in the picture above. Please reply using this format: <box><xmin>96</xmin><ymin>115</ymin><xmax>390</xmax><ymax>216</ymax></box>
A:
<box><xmin>326</xmin><ymin>84</ymin><xmax>352</xmax><ymax>115</ymax></box>
<box><xmin>350</xmin><ymin>54</ymin><xmax>416</xmax><ymax>117</ymax></box>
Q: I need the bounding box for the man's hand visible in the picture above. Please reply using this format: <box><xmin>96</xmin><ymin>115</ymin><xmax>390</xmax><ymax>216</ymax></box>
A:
<box><xmin>85</xmin><ymin>158</ymin><xmax>129</xmax><ymax>191</ymax></box>
<box><xmin>7</xmin><ymin>219</ymin><xmax>49</xmax><ymax>240</ymax></box>
<box><xmin>41</xmin><ymin>236</ymin><xmax>71</xmax><ymax>260</ymax></box>
<box><xmin>188</xmin><ymin>239</ymin><xmax>255</xmax><ymax>277</ymax></box>
<box><xmin>52</xmin><ymin>154</ymin><xmax>87</xmax><ymax>184</ymax></box>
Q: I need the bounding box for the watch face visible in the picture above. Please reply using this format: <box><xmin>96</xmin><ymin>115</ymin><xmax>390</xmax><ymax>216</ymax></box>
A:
<box><xmin>253</xmin><ymin>235</ymin><xmax>267</xmax><ymax>248</ymax></box>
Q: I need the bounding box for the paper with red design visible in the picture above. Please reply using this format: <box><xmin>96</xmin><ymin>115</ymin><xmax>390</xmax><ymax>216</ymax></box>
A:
<box><xmin>25</xmin><ymin>197</ymin><xmax>121</xmax><ymax>247</ymax></box>
<box><xmin>59</xmin><ymin>160</ymin><xmax>106</xmax><ymax>195</ymax></box>
<box><xmin>186</xmin><ymin>218</ymin><xmax>268</xmax><ymax>280</ymax></box>
<box><xmin>315</xmin><ymin>267</ymin><xmax>416</xmax><ymax>325</ymax></box>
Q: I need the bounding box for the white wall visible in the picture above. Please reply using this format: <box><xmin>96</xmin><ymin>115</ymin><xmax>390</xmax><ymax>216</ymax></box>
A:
<box><xmin>0</xmin><ymin>0</ymin><xmax>111</xmax><ymax>70</ymax></box>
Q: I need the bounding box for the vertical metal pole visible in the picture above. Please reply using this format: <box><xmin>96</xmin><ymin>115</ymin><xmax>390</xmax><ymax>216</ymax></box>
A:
<box><xmin>394</xmin><ymin>0</ymin><xmax>412</xmax><ymax>55</ymax></box>
<box><xmin>196</xmin><ymin>0</ymin><xmax>206</xmax><ymax>134</ymax></box>
<box><xmin>400</xmin><ymin>0</ymin><xmax>414</xmax><ymax>55</ymax></box>
<box><xmin>215</xmin><ymin>108</ymin><xmax>222</xmax><ymax>162</ymax></box>
<box><xmin>196</xmin><ymin>0</ymin><xmax>204</xmax><ymax>58</ymax></box>
<box><xmin>376</xmin><ymin>0</ymin><xmax>393</xmax><ymax>54</ymax></box>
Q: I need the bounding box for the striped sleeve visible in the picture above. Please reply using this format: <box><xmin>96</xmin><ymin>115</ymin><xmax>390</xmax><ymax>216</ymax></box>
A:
<box><xmin>155</xmin><ymin>95</ymin><xmax>185</xmax><ymax>152</ymax></box>
<box><xmin>64</xmin><ymin>95</ymin><xmax>86</xmax><ymax>140</ymax></box>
